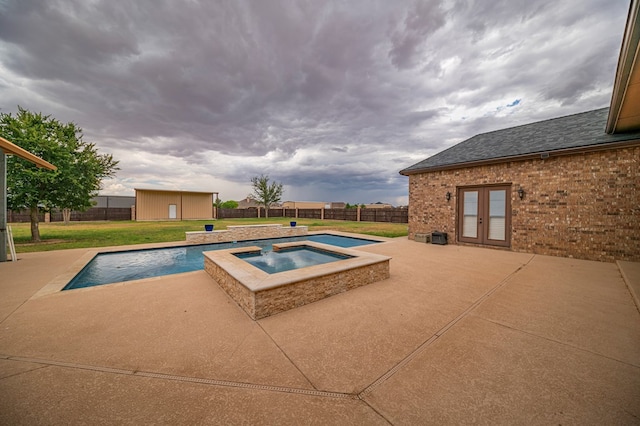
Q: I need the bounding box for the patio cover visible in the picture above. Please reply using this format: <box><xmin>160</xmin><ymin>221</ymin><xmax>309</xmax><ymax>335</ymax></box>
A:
<box><xmin>0</xmin><ymin>136</ymin><xmax>57</xmax><ymax>262</ymax></box>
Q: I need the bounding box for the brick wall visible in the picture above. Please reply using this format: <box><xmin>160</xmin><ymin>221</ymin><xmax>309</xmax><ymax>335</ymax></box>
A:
<box><xmin>407</xmin><ymin>146</ymin><xmax>639</xmax><ymax>262</ymax></box>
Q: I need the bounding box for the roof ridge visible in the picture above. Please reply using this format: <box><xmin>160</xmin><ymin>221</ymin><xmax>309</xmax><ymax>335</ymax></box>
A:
<box><xmin>472</xmin><ymin>107</ymin><xmax>610</xmax><ymax>138</ymax></box>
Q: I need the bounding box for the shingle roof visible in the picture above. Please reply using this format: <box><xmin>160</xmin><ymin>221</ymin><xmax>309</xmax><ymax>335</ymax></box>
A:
<box><xmin>400</xmin><ymin>108</ymin><xmax>640</xmax><ymax>175</ymax></box>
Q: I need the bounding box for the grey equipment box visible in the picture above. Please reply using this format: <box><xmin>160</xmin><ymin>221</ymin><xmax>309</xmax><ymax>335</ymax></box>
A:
<box><xmin>415</xmin><ymin>233</ymin><xmax>431</xmax><ymax>243</ymax></box>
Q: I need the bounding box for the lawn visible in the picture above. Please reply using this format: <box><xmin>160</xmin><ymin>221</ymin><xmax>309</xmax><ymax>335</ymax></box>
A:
<box><xmin>10</xmin><ymin>218</ymin><xmax>408</xmax><ymax>253</ymax></box>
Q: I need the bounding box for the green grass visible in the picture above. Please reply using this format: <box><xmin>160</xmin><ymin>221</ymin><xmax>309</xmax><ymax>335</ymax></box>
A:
<box><xmin>10</xmin><ymin>218</ymin><xmax>408</xmax><ymax>253</ymax></box>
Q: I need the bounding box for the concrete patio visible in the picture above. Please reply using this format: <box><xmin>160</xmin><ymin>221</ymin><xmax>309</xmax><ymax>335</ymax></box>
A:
<box><xmin>1</xmin><ymin>236</ymin><xmax>639</xmax><ymax>425</ymax></box>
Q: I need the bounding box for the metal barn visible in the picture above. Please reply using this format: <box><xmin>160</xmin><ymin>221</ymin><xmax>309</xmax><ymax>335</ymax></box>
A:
<box><xmin>135</xmin><ymin>189</ymin><xmax>214</xmax><ymax>221</ymax></box>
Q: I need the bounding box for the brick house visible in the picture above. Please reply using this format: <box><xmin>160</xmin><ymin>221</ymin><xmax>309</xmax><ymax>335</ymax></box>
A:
<box><xmin>400</xmin><ymin>3</ymin><xmax>639</xmax><ymax>262</ymax></box>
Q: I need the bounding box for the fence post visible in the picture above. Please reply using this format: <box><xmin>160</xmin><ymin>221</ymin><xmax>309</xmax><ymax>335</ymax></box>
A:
<box><xmin>357</xmin><ymin>207</ymin><xmax>361</xmax><ymax>222</ymax></box>
<box><xmin>321</xmin><ymin>208</ymin><xmax>324</xmax><ymax>220</ymax></box>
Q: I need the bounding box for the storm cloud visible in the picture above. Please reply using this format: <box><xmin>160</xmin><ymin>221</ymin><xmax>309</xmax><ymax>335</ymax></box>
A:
<box><xmin>0</xmin><ymin>0</ymin><xmax>629</xmax><ymax>205</ymax></box>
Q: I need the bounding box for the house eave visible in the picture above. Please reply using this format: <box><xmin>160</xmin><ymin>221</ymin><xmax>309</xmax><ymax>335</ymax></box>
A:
<box><xmin>607</xmin><ymin>0</ymin><xmax>640</xmax><ymax>134</ymax></box>
<box><xmin>399</xmin><ymin>139</ymin><xmax>640</xmax><ymax>176</ymax></box>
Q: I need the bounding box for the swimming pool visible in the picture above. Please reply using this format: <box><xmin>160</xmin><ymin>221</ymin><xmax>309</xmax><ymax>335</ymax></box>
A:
<box><xmin>63</xmin><ymin>234</ymin><xmax>380</xmax><ymax>290</ymax></box>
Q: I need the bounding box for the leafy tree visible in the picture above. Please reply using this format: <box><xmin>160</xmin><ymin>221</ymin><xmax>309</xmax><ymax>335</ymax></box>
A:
<box><xmin>220</xmin><ymin>200</ymin><xmax>239</xmax><ymax>209</ymax></box>
<box><xmin>250</xmin><ymin>174</ymin><xmax>283</xmax><ymax>218</ymax></box>
<box><xmin>0</xmin><ymin>107</ymin><xmax>118</xmax><ymax>241</ymax></box>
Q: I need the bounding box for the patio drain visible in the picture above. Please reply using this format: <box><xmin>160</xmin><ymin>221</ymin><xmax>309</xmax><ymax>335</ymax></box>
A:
<box><xmin>4</xmin><ymin>355</ymin><xmax>358</xmax><ymax>400</ymax></box>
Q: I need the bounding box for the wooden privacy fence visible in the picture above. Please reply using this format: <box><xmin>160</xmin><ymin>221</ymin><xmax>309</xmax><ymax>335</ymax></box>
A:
<box><xmin>324</xmin><ymin>208</ymin><xmax>358</xmax><ymax>221</ymax></box>
<box><xmin>218</xmin><ymin>207</ymin><xmax>408</xmax><ymax>223</ymax></box>
<box><xmin>9</xmin><ymin>207</ymin><xmax>408</xmax><ymax>224</ymax></box>
<box><xmin>8</xmin><ymin>207</ymin><xmax>133</xmax><ymax>222</ymax></box>
<box><xmin>360</xmin><ymin>208</ymin><xmax>408</xmax><ymax>223</ymax></box>
<box><xmin>7</xmin><ymin>210</ymin><xmax>45</xmax><ymax>223</ymax></box>
<box><xmin>217</xmin><ymin>208</ymin><xmax>259</xmax><ymax>218</ymax></box>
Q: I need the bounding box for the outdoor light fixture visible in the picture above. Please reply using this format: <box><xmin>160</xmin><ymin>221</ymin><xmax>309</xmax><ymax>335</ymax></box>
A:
<box><xmin>446</xmin><ymin>191</ymin><xmax>451</xmax><ymax>201</ymax></box>
<box><xmin>518</xmin><ymin>188</ymin><xmax>525</xmax><ymax>200</ymax></box>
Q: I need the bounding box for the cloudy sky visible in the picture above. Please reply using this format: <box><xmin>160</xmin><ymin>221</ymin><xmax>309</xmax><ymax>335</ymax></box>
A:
<box><xmin>0</xmin><ymin>0</ymin><xmax>631</xmax><ymax>205</ymax></box>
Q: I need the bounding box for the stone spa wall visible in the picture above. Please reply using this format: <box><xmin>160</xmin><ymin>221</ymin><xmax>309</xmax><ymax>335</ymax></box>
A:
<box><xmin>203</xmin><ymin>242</ymin><xmax>391</xmax><ymax>320</ymax></box>
<box><xmin>186</xmin><ymin>223</ymin><xmax>307</xmax><ymax>244</ymax></box>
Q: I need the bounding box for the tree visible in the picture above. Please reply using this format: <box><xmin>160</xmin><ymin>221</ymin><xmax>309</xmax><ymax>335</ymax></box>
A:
<box><xmin>250</xmin><ymin>174</ymin><xmax>283</xmax><ymax>218</ymax></box>
<box><xmin>220</xmin><ymin>200</ymin><xmax>239</xmax><ymax>209</ymax></box>
<box><xmin>0</xmin><ymin>107</ymin><xmax>119</xmax><ymax>241</ymax></box>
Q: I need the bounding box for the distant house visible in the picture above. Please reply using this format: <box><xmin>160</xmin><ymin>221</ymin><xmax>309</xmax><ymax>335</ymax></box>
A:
<box><xmin>363</xmin><ymin>202</ymin><xmax>393</xmax><ymax>209</ymax></box>
<box><xmin>282</xmin><ymin>201</ymin><xmax>348</xmax><ymax>209</ymax></box>
<box><xmin>92</xmin><ymin>195</ymin><xmax>135</xmax><ymax>208</ymax></box>
<box><xmin>282</xmin><ymin>201</ymin><xmax>327</xmax><ymax>209</ymax></box>
<box><xmin>400</xmin><ymin>3</ymin><xmax>639</xmax><ymax>262</ymax></box>
<box><xmin>236</xmin><ymin>197</ymin><xmax>275</xmax><ymax>209</ymax></box>
<box><xmin>135</xmin><ymin>189</ymin><xmax>215</xmax><ymax>221</ymax></box>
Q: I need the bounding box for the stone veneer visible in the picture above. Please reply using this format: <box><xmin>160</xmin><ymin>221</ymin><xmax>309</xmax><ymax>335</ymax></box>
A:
<box><xmin>186</xmin><ymin>224</ymin><xmax>307</xmax><ymax>244</ymax></box>
<box><xmin>204</xmin><ymin>242</ymin><xmax>391</xmax><ymax>320</ymax></box>
<box><xmin>407</xmin><ymin>146</ymin><xmax>639</xmax><ymax>262</ymax></box>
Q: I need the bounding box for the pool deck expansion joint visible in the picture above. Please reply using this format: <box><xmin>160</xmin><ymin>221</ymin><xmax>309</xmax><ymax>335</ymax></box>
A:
<box><xmin>2</xmin><ymin>355</ymin><xmax>358</xmax><ymax>400</ymax></box>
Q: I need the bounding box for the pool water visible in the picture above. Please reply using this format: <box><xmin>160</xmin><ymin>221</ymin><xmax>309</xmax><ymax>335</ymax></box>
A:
<box><xmin>64</xmin><ymin>234</ymin><xmax>379</xmax><ymax>290</ymax></box>
<box><xmin>236</xmin><ymin>246</ymin><xmax>353</xmax><ymax>274</ymax></box>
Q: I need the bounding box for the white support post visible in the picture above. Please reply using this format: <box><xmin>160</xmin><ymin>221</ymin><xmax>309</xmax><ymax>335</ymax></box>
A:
<box><xmin>0</xmin><ymin>150</ymin><xmax>7</xmax><ymax>262</ymax></box>
<box><xmin>7</xmin><ymin>225</ymin><xmax>16</xmax><ymax>261</ymax></box>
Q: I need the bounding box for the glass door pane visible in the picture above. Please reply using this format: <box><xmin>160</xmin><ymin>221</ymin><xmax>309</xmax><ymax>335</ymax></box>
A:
<box><xmin>462</xmin><ymin>191</ymin><xmax>478</xmax><ymax>238</ymax></box>
<box><xmin>488</xmin><ymin>190</ymin><xmax>506</xmax><ymax>241</ymax></box>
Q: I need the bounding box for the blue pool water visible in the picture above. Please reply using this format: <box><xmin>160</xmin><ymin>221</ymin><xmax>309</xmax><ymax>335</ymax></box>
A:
<box><xmin>64</xmin><ymin>234</ymin><xmax>379</xmax><ymax>290</ymax></box>
<box><xmin>236</xmin><ymin>246</ymin><xmax>353</xmax><ymax>274</ymax></box>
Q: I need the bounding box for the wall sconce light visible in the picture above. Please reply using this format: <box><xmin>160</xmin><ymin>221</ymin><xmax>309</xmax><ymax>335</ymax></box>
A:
<box><xmin>445</xmin><ymin>191</ymin><xmax>451</xmax><ymax>201</ymax></box>
<box><xmin>517</xmin><ymin>188</ymin><xmax>525</xmax><ymax>200</ymax></box>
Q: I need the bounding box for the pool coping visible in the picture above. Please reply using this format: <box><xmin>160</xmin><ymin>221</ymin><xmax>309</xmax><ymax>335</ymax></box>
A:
<box><xmin>33</xmin><ymin>231</ymin><xmax>391</xmax><ymax>298</ymax></box>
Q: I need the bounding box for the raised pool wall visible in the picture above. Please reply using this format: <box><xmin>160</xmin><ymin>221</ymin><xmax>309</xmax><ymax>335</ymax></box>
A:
<box><xmin>203</xmin><ymin>242</ymin><xmax>391</xmax><ymax>320</ymax></box>
<box><xmin>186</xmin><ymin>224</ymin><xmax>307</xmax><ymax>244</ymax></box>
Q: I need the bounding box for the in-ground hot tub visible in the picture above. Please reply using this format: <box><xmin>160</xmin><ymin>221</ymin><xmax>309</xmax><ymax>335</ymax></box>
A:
<box><xmin>235</xmin><ymin>245</ymin><xmax>354</xmax><ymax>274</ymax></box>
<box><xmin>204</xmin><ymin>241</ymin><xmax>391</xmax><ymax>320</ymax></box>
